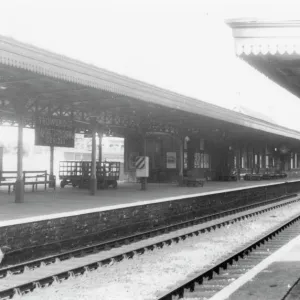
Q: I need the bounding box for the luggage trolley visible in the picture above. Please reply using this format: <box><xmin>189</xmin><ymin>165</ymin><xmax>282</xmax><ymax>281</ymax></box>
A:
<box><xmin>59</xmin><ymin>161</ymin><xmax>120</xmax><ymax>189</ymax></box>
<box><xmin>96</xmin><ymin>161</ymin><xmax>120</xmax><ymax>189</ymax></box>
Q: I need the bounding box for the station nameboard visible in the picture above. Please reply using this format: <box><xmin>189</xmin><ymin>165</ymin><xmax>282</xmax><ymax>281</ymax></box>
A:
<box><xmin>35</xmin><ymin>116</ymin><xmax>75</xmax><ymax>148</ymax></box>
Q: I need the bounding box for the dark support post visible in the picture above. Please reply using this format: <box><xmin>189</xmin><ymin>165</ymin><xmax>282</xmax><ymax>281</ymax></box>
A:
<box><xmin>90</xmin><ymin>118</ymin><xmax>97</xmax><ymax>195</ymax></box>
<box><xmin>141</xmin><ymin>136</ymin><xmax>147</xmax><ymax>191</ymax></box>
<box><xmin>15</xmin><ymin>115</ymin><xmax>24</xmax><ymax>203</ymax></box>
<box><xmin>178</xmin><ymin>136</ymin><xmax>184</xmax><ymax>186</ymax></box>
<box><xmin>49</xmin><ymin>145</ymin><xmax>55</xmax><ymax>188</ymax></box>
<box><xmin>98</xmin><ymin>130</ymin><xmax>103</xmax><ymax>163</ymax></box>
<box><xmin>237</xmin><ymin>145</ymin><xmax>241</xmax><ymax>180</ymax></box>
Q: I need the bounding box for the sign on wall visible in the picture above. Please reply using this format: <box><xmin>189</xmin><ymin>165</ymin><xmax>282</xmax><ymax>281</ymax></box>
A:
<box><xmin>35</xmin><ymin>116</ymin><xmax>75</xmax><ymax>148</ymax></box>
<box><xmin>135</xmin><ymin>156</ymin><xmax>149</xmax><ymax>177</ymax></box>
<box><xmin>166</xmin><ymin>152</ymin><xmax>176</xmax><ymax>169</ymax></box>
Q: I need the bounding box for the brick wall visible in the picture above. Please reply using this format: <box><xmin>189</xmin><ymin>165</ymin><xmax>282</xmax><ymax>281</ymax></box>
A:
<box><xmin>1</xmin><ymin>180</ymin><xmax>300</xmax><ymax>266</ymax></box>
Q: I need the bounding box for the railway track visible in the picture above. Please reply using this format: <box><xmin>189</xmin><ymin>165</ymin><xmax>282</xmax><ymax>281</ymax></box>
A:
<box><xmin>157</xmin><ymin>205</ymin><xmax>300</xmax><ymax>300</ymax></box>
<box><xmin>0</xmin><ymin>194</ymin><xmax>298</xmax><ymax>299</ymax></box>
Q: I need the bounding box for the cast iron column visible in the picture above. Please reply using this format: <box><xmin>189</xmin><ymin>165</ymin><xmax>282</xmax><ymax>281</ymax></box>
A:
<box><xmin>90</xmin><ymin>118</ymin><xmax>97</xmax><ymax>195</ymax></box>
<box><xmin>141</xmin><ymin>135</ymin><xmax>147</xmax><ymax>190</ymax></box>
<box><xmin>49</xmin><ymin>145</ymin><xmax>55</xmax><ymax>187</ymax></box>
<box><xmin>15</xmin><ymin>115</ymin><xmax>24</xmax><ymax>203</ymax></box>
<box><xmin>98</xmin><ymin>128</ymin><xmax>103</xmax><ymax>163</ymax></box>
<box><xmin>178</xmin><ymin>135</ymin><xmax>185</xmax><ymax>186</ymax></box>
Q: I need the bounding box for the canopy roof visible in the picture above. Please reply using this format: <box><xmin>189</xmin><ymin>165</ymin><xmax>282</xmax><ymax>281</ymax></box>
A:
<box><xmin>226</xmin><ymin>19</ymin><xmax>300</xmax><ymax>103</ymax></box>
<box><xmin>1</xmin><ymin>34</ymin><xmax>300</xmax><ymax>143</ymax></box>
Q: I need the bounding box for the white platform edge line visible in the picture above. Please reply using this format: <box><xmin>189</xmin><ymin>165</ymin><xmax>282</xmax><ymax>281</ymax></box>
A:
<box><xmin>0</xmin><ymin>180</ymin><xmax>297</xmax><ymax>228</ymax></box>
<box><xmin>209</xmin><ymin>234</ymin><xmax>300</xmax><ymax>300</ymax></box>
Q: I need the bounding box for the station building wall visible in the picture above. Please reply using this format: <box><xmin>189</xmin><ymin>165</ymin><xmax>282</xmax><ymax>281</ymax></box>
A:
<box><xmin>124</xmin><ymin>134</ymin><xmax>220</xmax><ymax>182</ymax></box>
<box><xmin>230</xmin><ymin>141</ymin><xmax>300</xmax><ymax>179</ymax></box>
<box><xmin>124</xmin><ymin>132</ymin><xmax>300</xmax><ymax>182</ymax></box>
<box><xmin>124</xmin><ymin>134</ymin><xmax>180</xmax><ymax>182</ymax></box>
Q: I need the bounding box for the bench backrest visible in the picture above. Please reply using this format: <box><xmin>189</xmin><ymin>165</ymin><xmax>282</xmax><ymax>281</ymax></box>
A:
<box><xmin>23</xmin><ymin>171</ymin><xmax>47</xmax><ymax>181</ymax></box>
<box><xmin>0</xmin><ymin>170</ymin><xmax>48</xmax><ymax>182</ymax></box>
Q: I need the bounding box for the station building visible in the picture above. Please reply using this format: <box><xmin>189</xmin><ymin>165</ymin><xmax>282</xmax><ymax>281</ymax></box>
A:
<box><xmin>2</xmin><ymin>30</ymin><xmax>300</xmax><ymax>269</ymax></box>
<box><xmin>0</xmin><ymin>34</ymin><xmax>300</xmax><ymax>203</ymax></box>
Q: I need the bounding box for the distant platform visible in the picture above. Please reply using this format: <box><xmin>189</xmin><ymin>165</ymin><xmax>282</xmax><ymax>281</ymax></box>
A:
<box><xmin>222</xmin><ymin>233</ymin><xmax>300</xmax><ymax>300</ymax></box>
<box><xmin>0</xmin><ymin>178</ymin><xmax>298</xmax><ymax>225</ymax></box>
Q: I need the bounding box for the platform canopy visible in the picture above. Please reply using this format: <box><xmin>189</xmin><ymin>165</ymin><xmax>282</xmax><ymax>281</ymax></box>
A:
<box><xmin>1</xmin><ymin>34</ymin><xmax>300</xmax><ymax>143</ymax></box>
<box><xmin>226</xmin><ymin>19</ymin><xmax>300</xmax><ymax>102</ymax></box>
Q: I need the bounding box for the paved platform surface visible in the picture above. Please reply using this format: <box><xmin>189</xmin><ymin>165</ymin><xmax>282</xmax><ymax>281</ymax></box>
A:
<box><xmin>212</xmin><ymin>234</ymin><xmax>300</xmax><ymax>300</ymax></box>
<box><xmin>0</xmin><ymin>179</ymin><xmax>296</xmax><ymax>223</ymax></box>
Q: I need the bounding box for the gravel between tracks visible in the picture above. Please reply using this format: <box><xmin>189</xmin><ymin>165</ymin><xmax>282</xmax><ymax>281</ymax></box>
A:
<box><xmin>8</xmin><ymin>200</ymin><xmax>300</xmax><ymax>300</ymax></box>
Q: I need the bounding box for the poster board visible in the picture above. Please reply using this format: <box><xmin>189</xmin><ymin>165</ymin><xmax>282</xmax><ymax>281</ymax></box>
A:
<box><xmin>35</xmin><ymin>116</ymin><xmax>74</xmax><ymax>147</ymax></box>
<box><xmin>166</xmin><ymin>152</ymin><xmax>176</xmax><ymax>169</ymax></box>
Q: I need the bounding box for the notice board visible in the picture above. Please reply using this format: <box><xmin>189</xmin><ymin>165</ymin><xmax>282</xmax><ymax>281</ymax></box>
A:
<box><xmin>35</xmin><ymin>116</ymin><xmax>75</xmax><ymax>148</ymax></box>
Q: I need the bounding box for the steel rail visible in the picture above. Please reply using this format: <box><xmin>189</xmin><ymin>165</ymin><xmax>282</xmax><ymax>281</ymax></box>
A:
<box><xmin>0</xmin><ymin>194</ymin><xmax>296</xmax><ymax>279</ymax></box>
<box><xmin>0</xmin><ymin>194</ymin><xmax>298</xmax><ymax>299</ymax></box>
<box><xmin>157</xmin><ymin>204</ymin><xmax>300</xmax><ymax>300</ymax></box>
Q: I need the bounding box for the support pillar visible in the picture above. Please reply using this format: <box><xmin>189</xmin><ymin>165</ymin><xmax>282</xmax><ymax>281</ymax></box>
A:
<box><xmin>178</xmin><ymin>136</ymin><xmax>185</xmax><ymax>186</ymax></box>
<box><xmin>98</xmin><ymin>130</ymin><xmax>103</xmax><ymax>163</ymax></box>
<box><xmin>236</xmin><ymin>145</ymin><xmax>241</xmax><ymax>180</ymax></box>
<box><xmin>15</xmin><ymin>116</ymin><xmax>24</xmax><ymax>203</ymax></box>
<box><xmin>49</xmin><ymin>146</ymin><xmax>55</xmax><ymax>188</ymax></box>
<box><xmin>90</xmin><ymin>118</ymin><xmax>97</xmax><ymax>195</ymax></box>
<box><xmin>141</xmin><ymin>136</ymin><xmax>147</xmax><ymax>191</ymax></box>
<box><xmin>50</xmin><ymin>146</ymin><xmax>54</xmax><ymax>176</ymax></box>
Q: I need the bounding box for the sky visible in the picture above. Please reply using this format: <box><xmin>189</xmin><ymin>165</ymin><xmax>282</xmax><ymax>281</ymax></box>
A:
<box><xmin>1</xmin><ymin>0</ymin><xmax>300</xmax><ymax>137</ymax></box>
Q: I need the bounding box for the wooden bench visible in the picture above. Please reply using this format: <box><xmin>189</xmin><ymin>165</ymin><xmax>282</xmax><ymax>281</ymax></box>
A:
<box><xmin>23</xmin><ymin>171</ymin><xmax>56</xmax><ymax>192</ymax></box>
<box><xmin>260</xmin><ymin>168</ymin><xmax>287</xmax><ymax>180</ymax></box>
<box><xmin>219</xmin><ymin>169</ymin><xmax>238</xmax><ymax>181</ymax></box>
<box><xmin>181</xmin><ymin>169</ymin><xmax>206</xmax><ymax>187</ymax></box>
<box><xmin>0</xmin><ymin>171</ymin><xmax>18</xmax><ymax>193</ymax></box>
<box><xmin>0</xmin><ymin>170</ymin><xmax>56</xmax><ymax>194</ymax></box>
<box><xmin>244</xmin><ymin>173</ymin><xmax>262</xmax><ymax>181</ymax></box>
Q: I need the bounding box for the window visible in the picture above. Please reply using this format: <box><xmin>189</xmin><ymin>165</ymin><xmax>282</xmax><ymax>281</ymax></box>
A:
<box><xmin>266</xmin><ymin>156</ymin><xmax>269</xmax><ymax>168</ymax></box>
<box><xmin>200</xmin><ymin>153</ymin><xmax>204</xmax><ymax>168</ymax></box>
<box><xmin>194</xmin><ymin>152</ymin><xmax>210</xmax><ymax>169</ymax></box>
<box><xmin>291</xmin><ymin>152</ymin><xmax>297</xmax><ymax>169</ymax></box>
<box><xmin>204</xmin><ymin>153</ymin><xmax>210</xmax><ymax>168</ymax></box>
<box><xmin>254</xmin><ymin>154</ymin><xmax>258</xmax><ymax>165</ymax></box>
<box><xmin>259</xmin><ymin>154</ymin><xmax>263</xmax><ymax>168</ymax></box>
<box><xmin>184</xmin><ymin>152</ymin><xmax>188</xmax><ymax>169</ymax></box>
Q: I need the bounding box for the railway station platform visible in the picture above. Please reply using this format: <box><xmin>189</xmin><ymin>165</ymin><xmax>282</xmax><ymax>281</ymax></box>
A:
<box><xmin>0</xmin><ymin>178</ymin><xmax>300</xmax><ymax>268</ymax></box>
<box><xmin>220</xmin><ymin>233</ymin><xmax>300</xmax><ymax>300</ymax></box>
<box><xmin>0</xmin><ymin>178</ymin><xmax>298</xmax><ymax>223</ymax></box>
